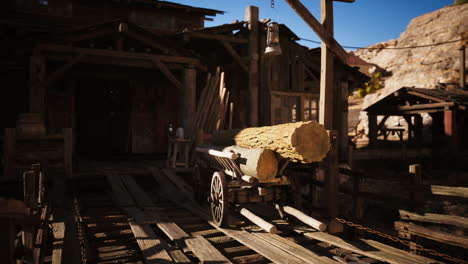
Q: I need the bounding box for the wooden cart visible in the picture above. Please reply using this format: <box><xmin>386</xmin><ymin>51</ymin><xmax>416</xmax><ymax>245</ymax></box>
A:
<box><xmin>195</xmin><ymin>147</ymin><xmax>293</xmax><ymax>226</ymax></box>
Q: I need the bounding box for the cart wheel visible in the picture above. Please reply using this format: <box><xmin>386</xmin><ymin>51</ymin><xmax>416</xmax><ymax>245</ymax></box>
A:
<box><xmin>210</xmin><ymin>171</ymin><xmax>228</xmax><ymax>226</ymax></box>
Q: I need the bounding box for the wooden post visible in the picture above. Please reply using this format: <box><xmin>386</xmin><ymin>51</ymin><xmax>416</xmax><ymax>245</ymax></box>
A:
<box><xmin>353</xmin><ymin>171</ymin><xmax>363</xmax><ymax>220</ymax></box>
<box><xmin>183</xmin><ymin>66</ymin><xmax>196</xmax><ymax>137</ymax></box>
<box><xmin>3</xmin><ymin>128</ymin><xmax>16</xmax><ymax>180</ymax></box>
<box><xmin>246</xmin><ymin>6</ymin><xmax>259</xmax><ymax>127</ymax></box>
<box><xmin>319</xmin><ymin>0</ymin><xmax>334</xmax><ymax>128</ymax></box>
<box><xmin>368</xmin><ymin>114</ymin><xmax>377</xmax><ymax>148</ymax></box>
<box><xmin>460</xmin><ymin>46</ymin><xmax>466</xmax><ymax>89</ymax></box>
<box><xmin>29</xmin><ymin>55</ymin><xmax>46</xmax><ymax>114</ymax></box>
<box><xmin>64</xmin><ymin>128</ymin><xmax>73</xmax><ymax>178</ymax></box>
<box><xmin>324</xmin><ymin>130</ymin><xmax>339</xmax><ymax>219</ymax></box>
<box><xmin>414</xmin><ymin>114</ymin><xmax>423</xmax><ymax>147</ymax></box>
<box><xmin>23</xmin><ymin>171</ymin><xmax>36</xmax><ymax>262</ymax></box>
<box><xmin>409</xmin><ymin>164</ymin><xmax>422</xmax><ymax>208</ymax></box>
<box><xmin>444</xmin><ymin>110</ymin><xmax>457</xmax><ymax>152</ymax></box>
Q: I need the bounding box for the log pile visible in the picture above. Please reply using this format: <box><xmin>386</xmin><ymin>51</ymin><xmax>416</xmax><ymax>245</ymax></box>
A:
<box><xmin>211</xmin><ymin>121</ymin><xmax>330</xmax><ymax>163</ymax></box>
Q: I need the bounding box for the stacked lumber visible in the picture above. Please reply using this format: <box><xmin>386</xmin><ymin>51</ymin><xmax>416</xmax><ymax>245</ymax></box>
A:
<box><xmin>191</xmin><ymin>68</ymin><xmax>232</xmax><ymax>144</ymax></box>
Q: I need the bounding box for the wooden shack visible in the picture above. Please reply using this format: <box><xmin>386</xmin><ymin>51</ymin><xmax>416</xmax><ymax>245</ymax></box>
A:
<box><xmin>1</xmin><ymin>1</ymin><xmax>366</xmax><ymax>179</ymax></box>
<box><xmin>363</xmin><ymin>87</ymin><xmax>468</xmax><ymax>152</ymax></box>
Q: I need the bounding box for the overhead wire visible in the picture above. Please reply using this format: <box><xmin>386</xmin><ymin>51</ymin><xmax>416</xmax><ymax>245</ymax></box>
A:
<box><xmin>299</xmin><ymin>37</ymin><xmax>468</xmax><ymax>50</ymax></box>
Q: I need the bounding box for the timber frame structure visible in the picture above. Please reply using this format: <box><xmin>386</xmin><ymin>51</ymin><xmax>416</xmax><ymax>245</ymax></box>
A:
<box><xmin>1</xmin><ymin>1</ymin><xmax>366</xmax><ymax>182</ymax></box>
<box><xmin>363</xmin><ymin>87</ymin><xmax>468</xmax><ymax>151</ymax></box>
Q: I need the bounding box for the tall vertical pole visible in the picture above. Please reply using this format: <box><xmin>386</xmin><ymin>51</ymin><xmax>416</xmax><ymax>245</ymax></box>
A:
<box><xmin>183</xmin><ymin>66</ymin><xmax>196</xmax><ymax>137</ymax></box>
<box><xmin>246</xmin><ymin>6</ymin><xmax>259</xmax><ymax>127</ymax></box>
<box><xmin>460</xmin><ymin>46</ymin><xmax>466</xmax><ymax>89</ymax></box>
<box><xmin>320</xmin><ymin>0</ymin><xmax>339</xmax><ymax>219</ymax></box>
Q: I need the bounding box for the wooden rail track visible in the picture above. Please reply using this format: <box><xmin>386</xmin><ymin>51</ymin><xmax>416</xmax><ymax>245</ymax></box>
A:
<box><xmin>70</xmin><ymin>167</ymin><xmax>445</xmax><ymax>264</ymax></box>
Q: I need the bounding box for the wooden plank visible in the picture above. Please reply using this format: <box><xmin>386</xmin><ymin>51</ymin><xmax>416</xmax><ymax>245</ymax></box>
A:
<box><xmin>151</xmin><ymin>57</ymin><xmax>184</xmax><ymax>90</ymax></box>
<box><xmin>128</xmin><ymin>221</ymin><xmax>174</xmax><ymax>263</ymax></box>
<box><xmin>38</xmin><ymin>44</ymin><xmax>200</xmax><ymax>65</ymax></box>
<box><xmin>300</xmin><ymin>229</ymin><xmax>443</xmax><ymax>264</ymax></box>
<box><xmin>120</xmin><ymin>175</ymin><xmax>154</xmax><ymax>208</ymax></box>
<box><xmin>185</xmin><ymin>236</ymin><xmax>233</xmax><ymax>264</ymax></box>
<box><xmin>167</xmin><ymin>248</ymin><xmax>194</xmax><ymax>264</ymax></box>
<box><xmin>52</xmin><ymin>216</ymin><xmax>65</xmax><ymax>264</ymax></box>
<box><xmin>395</xmin><ymin>221</ymin><xmax>468</xmax><ymax>249</ymax></box>
<box><xmin>33</xmin><ymin>206</ymin><xmax>49</xmax><ymax>264</ymax></box>
<box><xmin>221</xmin><ymin>40</ymin><xmax>248</xmax><ymax>73</ymax></box>
<box><xmin>185</xmin><ymin>32</ymin><xmax>248</xmax><ymax>44</ymax></box>
<box><xmin>430</xmin><ymin>185</ymin><xmax>468</xmax><ymax>198</ymax></box>
<box><xmin>284</xmin><ymin>0</ymin><xmax>348</xmax><ymax>62</ymax></box>
<box><xmin>105</xmin><ymin>172</ymin><xmax>135</xmax><ymax>207</ymax></box>
<box><xmin>161</xmin><ymin>169</ymin><xmax>194</xmax><ymax>198</ymax></box>
<box><xmin>399</xmin><ymin>210</ymin><xmax>468</xmax><ymax>229</ymax></box>
<box><xmin>252</xmin><ymin>232</ymin><xmax>338</xmax><ymax>264</ymax></box>
<box><xmin>151</xmin><ymin>168</ymin><xmax>323</xmax><ymax>264</ymax></box>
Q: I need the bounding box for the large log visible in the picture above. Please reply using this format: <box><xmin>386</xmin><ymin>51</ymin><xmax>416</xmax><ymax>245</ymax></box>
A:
<box><xmin>213</xmin><ymin>121</ymin><xmax>330</xmax><ymax>163</ymax></box>
<box><xmin>223</xmin><ymin>145</ymin><xmax>278</xmax><ymax>182</ymax></box>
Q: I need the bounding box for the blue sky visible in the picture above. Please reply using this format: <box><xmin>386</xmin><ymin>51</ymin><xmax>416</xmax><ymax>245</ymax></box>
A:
<box><xmin>171</xmin><ymin>0</ymin><xmax>454</xmax><ymax>49</ymax></box>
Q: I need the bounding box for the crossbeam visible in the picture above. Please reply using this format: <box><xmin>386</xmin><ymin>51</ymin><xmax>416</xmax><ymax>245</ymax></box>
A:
<box><xmin>285</xmin><ymin>0</ymin><xmax>348</xmax><ymax>62</ymax></box>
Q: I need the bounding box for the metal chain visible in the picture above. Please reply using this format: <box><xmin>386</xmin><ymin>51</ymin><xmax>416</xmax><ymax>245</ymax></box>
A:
<box><xmin>271</xmin><ymin>0</ymin><xmax>275</xmax><ymax>8</ymax></box>
<box><xmin>336</xmin><ymin>218</ymin><xmax>467</xmax><ymax>264</ymax></box>
<box><xmin>73</xmin><ymin>197</ymin><xmax>88</xmax><ymax>264</ymax></box>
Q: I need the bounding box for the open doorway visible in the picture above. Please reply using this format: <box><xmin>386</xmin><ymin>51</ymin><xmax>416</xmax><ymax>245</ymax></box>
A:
<box><xmin>76</xmin><ymin>79</ymin><xmax>131</xmax><ymax>157</ymax></box>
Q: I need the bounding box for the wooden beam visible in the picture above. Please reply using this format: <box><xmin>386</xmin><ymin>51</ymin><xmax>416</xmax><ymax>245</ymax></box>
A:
<box><xmin>185</xmin><ymin>32</ymin><xmax>248</xmax><ymax>44</ymax></box>
<box><xmin>151</xmin><ymin>57</ymin><xmax>184</xmax><ymax>90</ymax></box>
<box><xmin>246</xmin><ymin>6</ymin><xmax>259</xmax><ymax>127</ymax></box>
<box><xmin>406</xmin><ymin>90</ymin><xmax>444</xmax><ymax>103</ymax></box>
<box><xmin>45</xmin><ymin>54</ymin><xmax>83</xmax><ymax>88</ymax></box>
<box><xmin>395</xmin><ymin>221</ymin><xmax>468</xmax><ymax>249</ymax></box>
<box><xmin>284</xmin><ymin>0</ymin><xmax>348</xmax><ymax>62</ymax></box>
<box><xmin>376</xmin><ymin>115</ymin><xmax>389</xmax><ymax>131</ymax></box>
<box><xmin>271</xmin><ymin>90</ymin><xmax>318</xmax><ymax>97</ymax></box>
<box><xmin>29</xmin><ymin>55</ymin><xmax>46</xmax><ymax>114</ymax></box>
<box><xmin>120</xmin><ymin>23</ymin><xmax>179</xmax><ymax>55</ymax></box>
<box><xmin>399</xmin><ymin>210</ymin><xmax>468</xmax><ymax>229</ymax></box>
<box><xmin>185</xmin><ymin>236</ymin><xmax>233</xmax><ymax>264</ymax></box>
<box><xmin>220</xmin><ymin>40</ymin><xmax>248</xmax><ymax>73</ymax></box>
<box><xmin>302</xmin><ymin>230</ymin><xmax>442</xmax><ymax>264</ymax></box>
<box><xmin>38</xmin><ymin>44</ymin><xmax>200</xmax><ymax>65</ymax></box>
<box><xmin>183</xmin><ymin>67</ymin><xmax>196</xmax><ymax>137</ymax></box>
<box><xmin>58</xmin><ymin>28</ymin><xmax>114</xmax><ymax>44</ymax></box>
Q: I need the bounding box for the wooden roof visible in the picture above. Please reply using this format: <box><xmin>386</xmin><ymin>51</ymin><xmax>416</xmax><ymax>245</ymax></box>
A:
<box><xmin>120</xmin><ymin>0</ymin><xmax>224</xmax><ymax>16</ymax></box>
<box><xmin>363</xmin><ymin>87</ymin><xmax>468</xmax><ymax>115</ymax></box>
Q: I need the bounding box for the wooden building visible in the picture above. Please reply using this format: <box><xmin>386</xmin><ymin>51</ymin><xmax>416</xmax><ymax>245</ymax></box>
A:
<box><xmin>1</xmin><ymin>2</ymin><xmax>365</xmax><ymax>179</ymax></box>
<box><xmin>363</xmin><ymin>87</ymin><xmax>468</xmax><ymax>152</ymax></box>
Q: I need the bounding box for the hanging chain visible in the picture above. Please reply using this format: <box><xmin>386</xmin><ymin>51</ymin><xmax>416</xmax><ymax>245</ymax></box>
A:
<box><xmin>271</xmin><ymin>0</ymin><xmax>275</xmax><ymax>8</ymax></box>
<box><xmin>335</xmin><ymin>218</ymin><xmax>467</xmax><ymax>264</ymax></box>
<box><xmin>73</xmin><ymin>196</ymin><xmax>88</xmax><ymax>264</ymax></box>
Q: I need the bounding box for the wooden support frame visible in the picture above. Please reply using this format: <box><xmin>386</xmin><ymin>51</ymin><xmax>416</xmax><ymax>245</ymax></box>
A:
<box><xmin>220</xmin><ymin>40</ymin><xmax>249</xmax><ymax>73</ymax></box>
<box><xmin>37</xmin><ymin>44</ymin><xmax>201</xmax><ymax>66</ymax></box>
<box><xmin>151</xmin><ymin>57</ymin><xmax>184</xmax><ymax>90</ymax></box>
<box><xmin>284</xmin><ymin>0</ymin><xmax>348</xmax><ymax>62</ymax></box>
<box><xmin>246</xmin><ymin>6</ymin><xmax>259</xmax><ymax>127</ymax></box>
<box><xmin>44</xmin><ymin>54</ymin><xmax>84</xmax><ymax>87</ymax></box>
<box><xmin>119</xmin><ymin>22</ymin><xmax>179</xmax><ymax>55</ymax></box>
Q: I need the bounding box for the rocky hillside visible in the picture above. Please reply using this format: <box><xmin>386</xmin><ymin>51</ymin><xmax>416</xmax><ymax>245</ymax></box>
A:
<box><xmin>355</xmin><ymin>4</ymin><xmax>468</xmax><ymax>92</ymax></box>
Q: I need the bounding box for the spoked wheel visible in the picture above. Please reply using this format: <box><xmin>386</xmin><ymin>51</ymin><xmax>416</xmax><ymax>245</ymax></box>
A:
<box><xmin>210</xmin><ymin>171</ymin><xmax>228</xmax><ymax>226</ymax></box>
